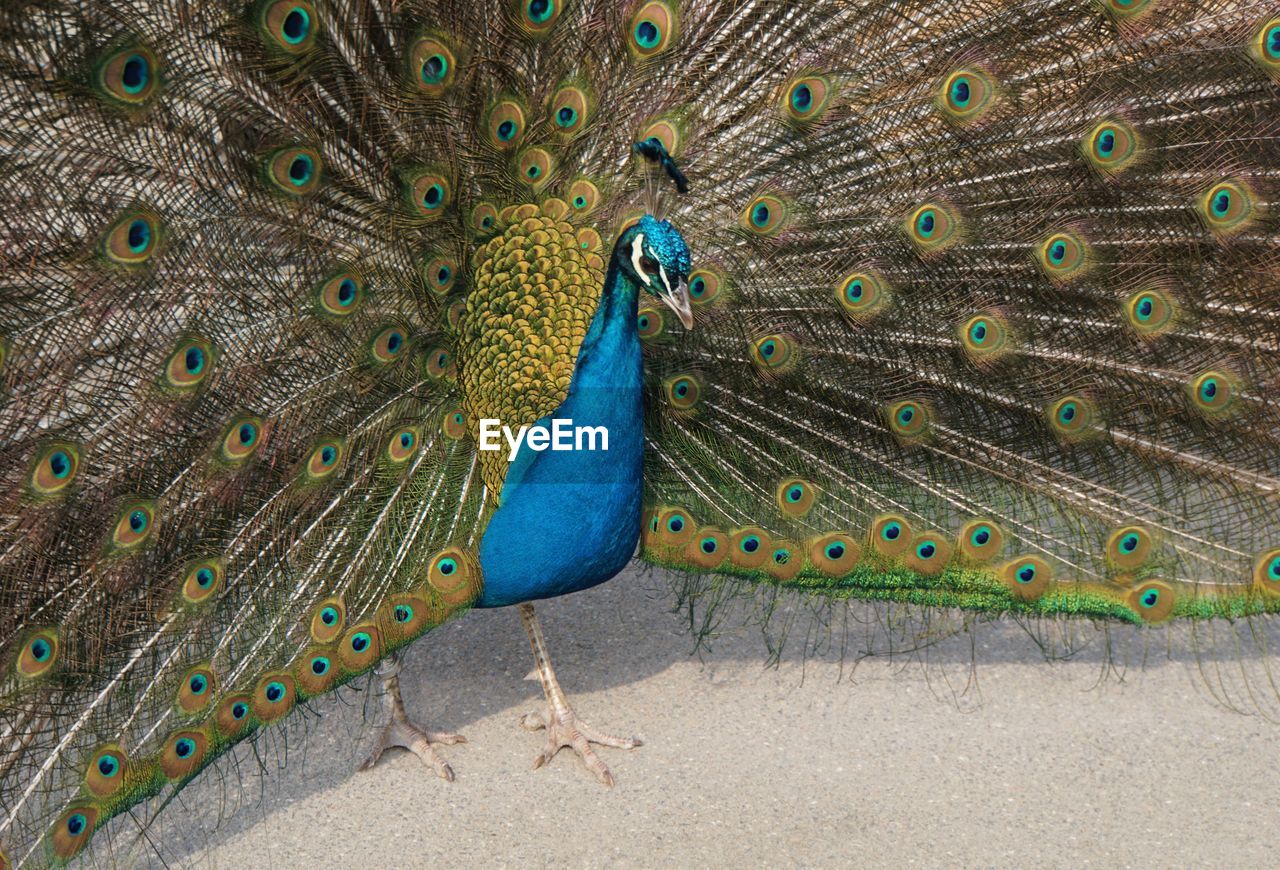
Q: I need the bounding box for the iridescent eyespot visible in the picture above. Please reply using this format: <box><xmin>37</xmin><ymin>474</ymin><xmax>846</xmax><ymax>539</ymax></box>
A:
<box><xmin>28</xmin><ymin>442</ymin><xmax>81</xmax><ymax>497</ymax></box>
<box><xmin>86</xmin><ymin>745</ymin><xmax>128</xmax><ymax>798</ymax></box>
<box><xmin>871</xmin><ymin>515</ymin><xmax>912</xmax><ymax>557</ymax></box>
<box><xmin>959</xmin><ymin>312</ymin><xmax>1011</xmax><ymax>362</ymax></box>
<box><xmin>409</xmin><ymin>37</ymin><xmax>456</xmax><ymax>94</ymax></box>
<box><xmin>94</xmin><ymin>45</ymin><xmax>160</xmax><ymax>107</ymax></box>
<box><xmin>408</xmin><ymin>172</ymin><xmax>450</xmax><ymax>217</ymax></box>
<box><xmin>305</xmin><ymin>440</ymin><xmax>344</xmax><ymax>479</ymax></box>
<box><xmin>252</xmin><ymin>673</ymin><xmax>296</xmax><ymax>721</ymax></box>
<box><xmin>177</xmin><ymin>665</ymin><xmax>217</xmax><ymax>715</ymax></box>
<box><xmin>1037</xmin><ymin>231</ymin><xmax>1089</xmax><ymax>281</ymax></box>
<box><xmin>663</xmin><ymin>374</ymin><xmax>703</xmax><ymax>411</ymax></box>
<box><xmin>687</xmin><ymin>267</ymin><xmax>726</xmax><ymax>307</ymax></box>
<box><xmin>1253</xmin><ymin>548</ymin><xmax>1280</xmax><ymax>595</ymax></box>
<box><xmin>429</xmin><ymin>547</ymin><xmax>478</xmax><ymax>604</ymax></box>
<box><xmin>1106</xmin><ymin>525</ymin><xmax>1153</xmax><ymax>570</ymax></box>
<box><xmin>518</xmin><ymin>0</ymin><xmax>561</xmax><ymax>32</ymax></box>
<box><xmin>1128</xmin><ymin>580</ymin><xmax>1175</xmax><ymax>622</ymax></box>
<box><xmin>730</xmin><ymin>527</ymin><xmax>772</xmax><ymax>568</ymax></box>
<box><xmin>1102</xmin><ymin>0</ymin><xmax>1152</xmax><ymax>21</ymax></box>
<box><xmin>808</xmin><ymin>532</ymin><xmax>860</xmax><ymax>576</ymax></box>
<box><xmin>102</xmin><ymin>211</ymin><xmax>161</xmax><ymax>265</ymax></box>
<box><xmin>471</xmin><ymin>202</ymin><xmax>500</xmax><ymax>235</ymax></box>
<box><xmin>939</xmin><ymin>68</ymin><xmax>994</xmax><ymax>122</ymax></box>
<box><xmin>1046</xmin><ymin>395</ymin><xmax>1098</xmax><ymax>440</ymax></box>
<box><xmin>259</xmin><ymin>1</ymin><xmax>318</xmax><ymax>53</ymax></box>
<box><xmin>318</xmin><ymin>272</ymin><xmax>363</xmax><ymax>316</ymax></box>
<box><xmin>887</xmin><ymin>399</ymin><xmax>930</xmax><ymax>441</ymax></box>
<box><xmin>423</xmin><ymin>345</ymin><xmax>455</xmax><ymax>381</ymax></box>
<box><xmin>750</xmin><ymin>333</ymin><xmax>798</xmax><ymax>373</ymax></box>
<box><xmin>51</xmin><ymin>805</ymin><xmax>97</xmax><ymax>860</ymax></box>
<box><xmin>905</xmin><ymin>533</ymin><xmax>951</xmax><ymax>576</ymax></box>
<box><xmin>1125</xmin><ymin>288</ymin><xmax>1176</xmax><ymax>337</ymax></box>
<box><xmin>637</xmin><ymin>304</ymin><xmax>666</xmax><ymax>341</ymax></box>
<box><xmin>628</xmin><ymin>1</ymin><xmax>676</xmax><ymax>57</ymax></box>
<box><xmin>686</xmin><ymin>527</ymin><xmax>729</xmax><ymax>569</ymax></box>
<box><xmin>1083</xmin><ymin>119</ymin><xmax>1139</xmax><ymax>173</ymax></box>
<box><xmin>164</xmin><ymin>338</ymin><xmax>214</xmax><ymax>389</ymax></box>
<box><xmin>487</xmin><ymin>100</ymin><xmax>527</xmax><ymax>150</ymax></box>
<box><xmin>836</xmin><ymin>270</ymin><xmax>890</xmax><ymax>321</ymax></box>
<box><xmin>517</xmin><ymin>148</ymin><xmax>554</xmax><ymax>188</ymax></box>
<box><xmin>1002</xmin><ymin>556</ymin><xmax>1051</xmax><ymax>601</ymax></box>
<box><xmin>421</xmin><ymin>256</ymin><xmax>457</xmax><ymax>296</ymax></box>
<box><xmin>958</xmin><ymin>519</ymin><xmax>1005</xmax><ymax>563</ymax></box>
<box><xmin>1251</xmin><ymin>18</ymin><xmax>1280</xmax><ymax>74</ymax></box>
<box><xmin>1198</xmin><ymin>180</ymin><xmax>1255</xmax><ymax>235</ymax></box>
<box><xmin>214</xmin><ymin>694</ymin><xmax>253</xmax><ymax>737</ymax></box>
<box><xmin>776</xmin><ymin>478</ymin><xmax>817</xmax><ymax>517</ymax></box>
<box><xmin>161</xmin><ymin>730</ymin><xmax>208</xmax><ymax>779</ymax></box>
<box><xmin>550</xmin><ymin>85</ymin><xmax>589</xmax><ymax>133</ymax></box>
<box><xmin>181</xmin><ymin>558</ymin><xmax>225</xmax><ymax>605</ymax></box>
<box><xmin>386</xmin><ymin>426</ymin><xmax>420</xmax><ymax>463</ymax></box>
<box><xmin>741</xmin><ymin>194</ymin><xmax>790</xmax><ymax>236</ymax></box>
<box><xmin>369</xmin><ymin>326</ymin><xmax>408</xmax><ymax>364</ymax></box>
<box><xmin>310</xmin><ymin>598</ymin><xmax>346</xmax><ymax>643</ymax></box>
<box><xmin>442</xmin><ymin>407</ymin><xmax>469</xmax><ymax>440</ymax></box>
<box><xmin>1187</xmin><ymin>369</ymin><xmax>1241</xmax><ymax>418</ymax></box>
<box><xmin>566</xmin><ymin>178</ymin><xmax>600</xmax><ymax>215</ymax></box>
<box><xmin>111</xmin><ymin>502</ymin><xmax>156</xmax><ymax>551</ymax></box>
<box><xmin>219</xmin><ymin>415</ymin><xmax>264</xmax><ymax>463</ymax></box>
<box><xmin>906</xmin><ymin>202</ymin><xmax>959</xmax><ymax>254</ymax></box>
<box><xmin>15</xmin><ymin>629</ymin><xmax>59</xmax><ymax>679</ymax></box>
<box><xmin>781</xmin><ymin>75</ymin><xmax>832</xmax><ymax>123</ymax></box>
<box><xmin>265</xmin><ymin>146</ymin><xmax>322</xmax><ymax>196</ymax></box>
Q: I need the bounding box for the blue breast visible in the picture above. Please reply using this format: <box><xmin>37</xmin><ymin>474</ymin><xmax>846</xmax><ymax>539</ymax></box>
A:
<box><xmin>476</xmin><ymin>264</ymin><xmax>645</xmax><ymax>608</ymax></box>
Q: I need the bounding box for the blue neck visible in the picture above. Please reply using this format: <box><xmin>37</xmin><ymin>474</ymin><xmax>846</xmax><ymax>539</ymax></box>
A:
<box><xmin>475</xmin><ymin>258</ymin><xmax>648</xmax><ymax>608</ymax></box>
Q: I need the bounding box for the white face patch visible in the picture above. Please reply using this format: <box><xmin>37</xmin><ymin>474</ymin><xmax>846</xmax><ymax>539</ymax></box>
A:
<box><xmin>657</xmin><ymin>262</ymin><xmax>672</xmax><ymax>296</ymax></box>
<box><xmin>629</xmin><ymin>233</ymin><xmax>650</xmax><ymax>287</ymax></box>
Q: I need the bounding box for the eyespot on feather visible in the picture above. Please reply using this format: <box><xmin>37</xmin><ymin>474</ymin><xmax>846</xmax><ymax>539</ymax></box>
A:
<box><xmin>1128</xmin><ymin>579</ymin><xmax>1175</xmax><ymax>622</ymax></box>
<box><xmin>516</xmin><ymin>0</ymin><xmax>563</xmax><ymax>34</ymax></box>
<box><xmin>905</xmin><ymin>532</ymin><xmax>951</xmax><ymax>576</ymax></box>
<box><xmin>408</xmin><ymin>36</ymin><xmax>457</xmax><ymax>95</ymax></box>
<box><xmin>471</xmin><ymin>201</ymin><xmax>500</xmax><ymax>235</ymax></box>
<box><xmin>28</xmin><ymin>441</ymin><xmax>81</xmax><ymax>497</ymax></box>
<box><xmin>252</xmin><ymin>673</ymin><xmax>296</xmax><ymax>721</ymax></box>
<box><xmin>870</xmin><ymin>515</ymin><xmax>913</xmax><ymax>558</ymax></box>
<box><xmin>304</xmin><ymin>439</ymin><xmax>345</xmax><ymax>480</ymax></box>
<box><xmin>685</xmin><ymin>527</ymin><xmax>729</xmax><ymax>569</ymax></box>
<box><xmin>1106</xmin><ymin>525</ymin><xmax>1153</xmax><ymax>570</ymax></box>
<box><xmin>163</xmin><ymin>338</ymin><xmax>214</xmax><ymax>389</ymax></box>
<box><xmin>687</xmin><ymin>267</ymin><xmax>727</xmax><ymax>307</ymax></box>
<box><xmin>407</xmin><ymin>171</ymin><xmax>451</xmax><ymax>217</ymax></box>
<box><xmin>654</xmin><ymin>508</ymin><xmax>696</xmax><ymax>548</ymax></box>
<box><xmin>422</xmin><ymin>256</ymin><xmax>458</xmax><ymax>296</ymax></box>
<box><xmin>781</xmin><ymin>74</ymin><xmax>833</xmax><ymax>124</ymax></box>
<box><xmin>958</xmin><ymin>313</ymin><xmax>1012</xmax><ymax>363</ymax></box>
<box><xmin>637</xmin><ymin>304</ymin><xmax>666</xmax><ymax>341</ymax></box>
<box><xmin>627</xmin><ymin>1</ymin><xmax>677</xmax><ymax>57</ymax></box>
<box><xmin>905</xmin><ymin>202</ymin><xmax>960</xmax><ymax>255</ymax></box>
<box><xmin>423</xmin><ymin>346</ymin><xmax>456</xmax><ymax>381</ymax></box>
<box><xmin>258</xmin><ymin>1</ymin><xmax>318</xmax><ymax>53</ymax></box>
<box><xmin>428</xmin><ymin>547</ymin><xmax>481</xmax><ymax>606</ymax></box>
<box><xmin>1037</xmin><ymin>231</ymin><xmax>1090</xmax><ymax>282</ymax></box>
<box><xmin>958</xmin><ymin>519</ymin><xmax>1005</xmax><ymax>563</ymax></box>
<box><xmin>85</xmin><ymin>744</ymin><xmax>129</xmax><ymax>799</ymax></box>
<box><xmin>50</xmin><ymin>805</ymin><xmax>98</xmax><ymax>861</ymax></box>
<box><xmin>160</xmin><ymin>729</ymin><xmax>208</xmax><ymax>780</ymax></box>
<box><xmin>180</xmin><ymin>558</ymin><xmax>225</xmax><ymax>606</ymax></box>
<box><xmin>93</xmin><ymin>44</ymin><xmax>160</xmax><ymax>107</ymax></box>
<box><xmin>379</xmin><ymin>592</ymin><xmax>435</xmax><ymax>645</ymax></box>
<box><xmin>110</xmin><ymin>501</ymin><xmax>156</xmax><ymax>551</ymax></box>
<box><xmin>317</xmin><ymin>271</ymin><xmax>363</xmax><ymax>316</ymax></box>
<box><xmin>1046</xmin><ymin>395</ymin><xmax>1099</xmax><ymax>441</ymax></box>
<box><xmin>808</xmin><ymin>533</ymin><xmax>861</xmax><ymax>576</ymax></box>
<box><xmin>15</xmin><ymin>629</ymin><xmax>59</xmax><ymax>679</ymax></box>
<box><xmin>176</xmin><ymin>665</ymin><xmax>217</xmax><ymax>715</ymax></box>
<box><xmin>295</xmin><ymin>647</ymin><xmax>338</xmax><ymax>696</ymax></box>
<box><xmin>442</xmin><ymin>408</ymin><xmax>469</xmax><ymax>440</ymax></box>
<box><xmin>102</xmin><ymin>211</ymin><xmax>161</xmax><ymax>265</ymax></box>
<box><xmin>887</xmin><ymin>400</ymin><xmax>931</xmax><ymax>441</ymax></box>
<box><xmin>1198</xmin><ymin>179</ymin><xmax>1256</xmax><ymax>236</ymax></box>
<box><xmin>1187</xmin><ymin>369</ymin><xmax>1242</xmax><ymax>418</ymax></box>
<box><xmin>1251</xmin><ymin>17</ymin><xmax>1280</xmax><ymax>77</ymax></box>
<box><xmin>369</xmin><ymin>325</ymin><xmax>409</xmax><ymax>364</ymax></box>
<box><xmin>516</xmin><ymin>148</ymin><xmax>554</xmax><ymax>188</ymax></box>
<box><xmin>264</xmin><ymin>146</ymin><xmax>322</xmax><ymax>196</ymax></box>
<box><xmin>766</xmin><ymin>541</ymin><xmax>804</xmax><ymax>582</ymax></box>
<box><xmin>741</xmin><ymin>194</ymin><xmax>791</xmax><ymax>237</ymax></box>
<box><xmin>214</xmin><ymin>693</ymin><xmax>254</xmax><ymax>738</ymax></box>
<box><xmin>550</xmin><ymin>84</ymin><xmax>590</xmax><ymax>134</ymax></box>
<box><xmin>750</xmin><ymin>333</ymin><xmax>798</xmax><ymax>373</ymax></box>
<box><xmin>1083</xmin><ymin>119</ymin><xmax>1139</xmax><ymax>174</ymax></box>
<box><xmin>386</xmin><ymin>426</ymin><xmax>421</xmax><ymax>464</ymax></box>
<box><xmin>566</xmin><ymin>178</ymin><xmax>601</xmax><ymax>215</ymax></box>
<box><xmin>836</xmin><ymin>270</ymin><xmax>890</xmax><ymax>321</ymax></box>
<box><xmin>1124</xmin><ymin>288</ymin><xmax>1176</xmax><ymax>337</ymax></box>
<box><xmin>487</xmin><ymin>100</ymin><xmax>527</xmax><ymax>150</ymax></box>
<box><xmin>938</xmin><ymin>68</ymin><xmax>994</xmax><ymax>123</ymax></box>
<box><xmin>309</xmin><ymin>598</ymin><xmax>347</xmax><ymax>644</ymax></box>
<box><xmin>730</xmin><ymin>527</ymin><xmax>773</xmax><ymax>569</ymax></box>
<box><xmin>663</xmin><ymin>374</ymin><xmax>703</xmax><ymax>411</ymax></box>
<box><xmin>1253</xmin><ymin>549</ymin><xmax>1280</xmax><ymax>596</ymax></box>
<box><xmin>1001</xmin><ymin>556</ymin><xmax>1052</xmax><ymax>601</ymax></box>
<box><xmin>219</xmin><ymin>415</ymin><xmax>264</xmax><ymax>464</ymax></box>
<box><xmin>776</xmin><ymin>478</ymin><xmax>817</xmax><ymax>517</ymax></box>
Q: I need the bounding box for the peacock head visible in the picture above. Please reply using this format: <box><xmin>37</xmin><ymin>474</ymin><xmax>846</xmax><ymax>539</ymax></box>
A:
<box><xmin>616</xmin><ymin>215</ymin><xmax>694</xmax><ymax>329</ymax></box>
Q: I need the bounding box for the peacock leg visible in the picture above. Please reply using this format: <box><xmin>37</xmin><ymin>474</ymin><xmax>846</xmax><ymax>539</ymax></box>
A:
<box><xmin>359</xmin><ymin>652</ymin><xmax>465</xmax><ymax>781</ymax></box>
<box><xmin>517</xmin><ymin>603</ymin><xmax>642</xmax><ymax>787</ymax></box>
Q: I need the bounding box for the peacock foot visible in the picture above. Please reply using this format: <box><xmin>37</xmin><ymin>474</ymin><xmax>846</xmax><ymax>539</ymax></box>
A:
<box><xmin>520</xmin><ymin>705</ymin><xmax>642</xmax><ymax>787</ymax></box>
<box><xmin>359</xmin><ymin>653</ymin><xmax>464</xmax><ymax>781</ymax></box>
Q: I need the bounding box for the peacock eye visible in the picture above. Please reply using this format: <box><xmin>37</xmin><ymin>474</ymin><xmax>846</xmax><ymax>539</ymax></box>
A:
<box><xmin>640</xmin><ymin>256</ymin><xmax>660</xmax><ymax>275</ymax></box>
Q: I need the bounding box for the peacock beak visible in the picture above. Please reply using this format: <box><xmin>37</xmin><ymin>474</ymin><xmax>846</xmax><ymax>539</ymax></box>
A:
<box><xmin>658</xmin><ymin>274</ymin><xmax>694</xmax><ymax>330</ymax></box>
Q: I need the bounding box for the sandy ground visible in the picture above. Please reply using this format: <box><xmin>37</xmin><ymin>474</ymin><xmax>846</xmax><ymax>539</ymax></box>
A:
<box><xmin>148</xmin><ymin>565</ymin><xmax>1280</xmax><ymax>869</ymax></box>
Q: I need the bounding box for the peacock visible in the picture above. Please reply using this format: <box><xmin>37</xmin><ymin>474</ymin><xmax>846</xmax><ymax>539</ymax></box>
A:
<box><xmin>2</xmin><ymin>0</ymin><xmax>1279</xmax><ymax>864</ymax></box>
